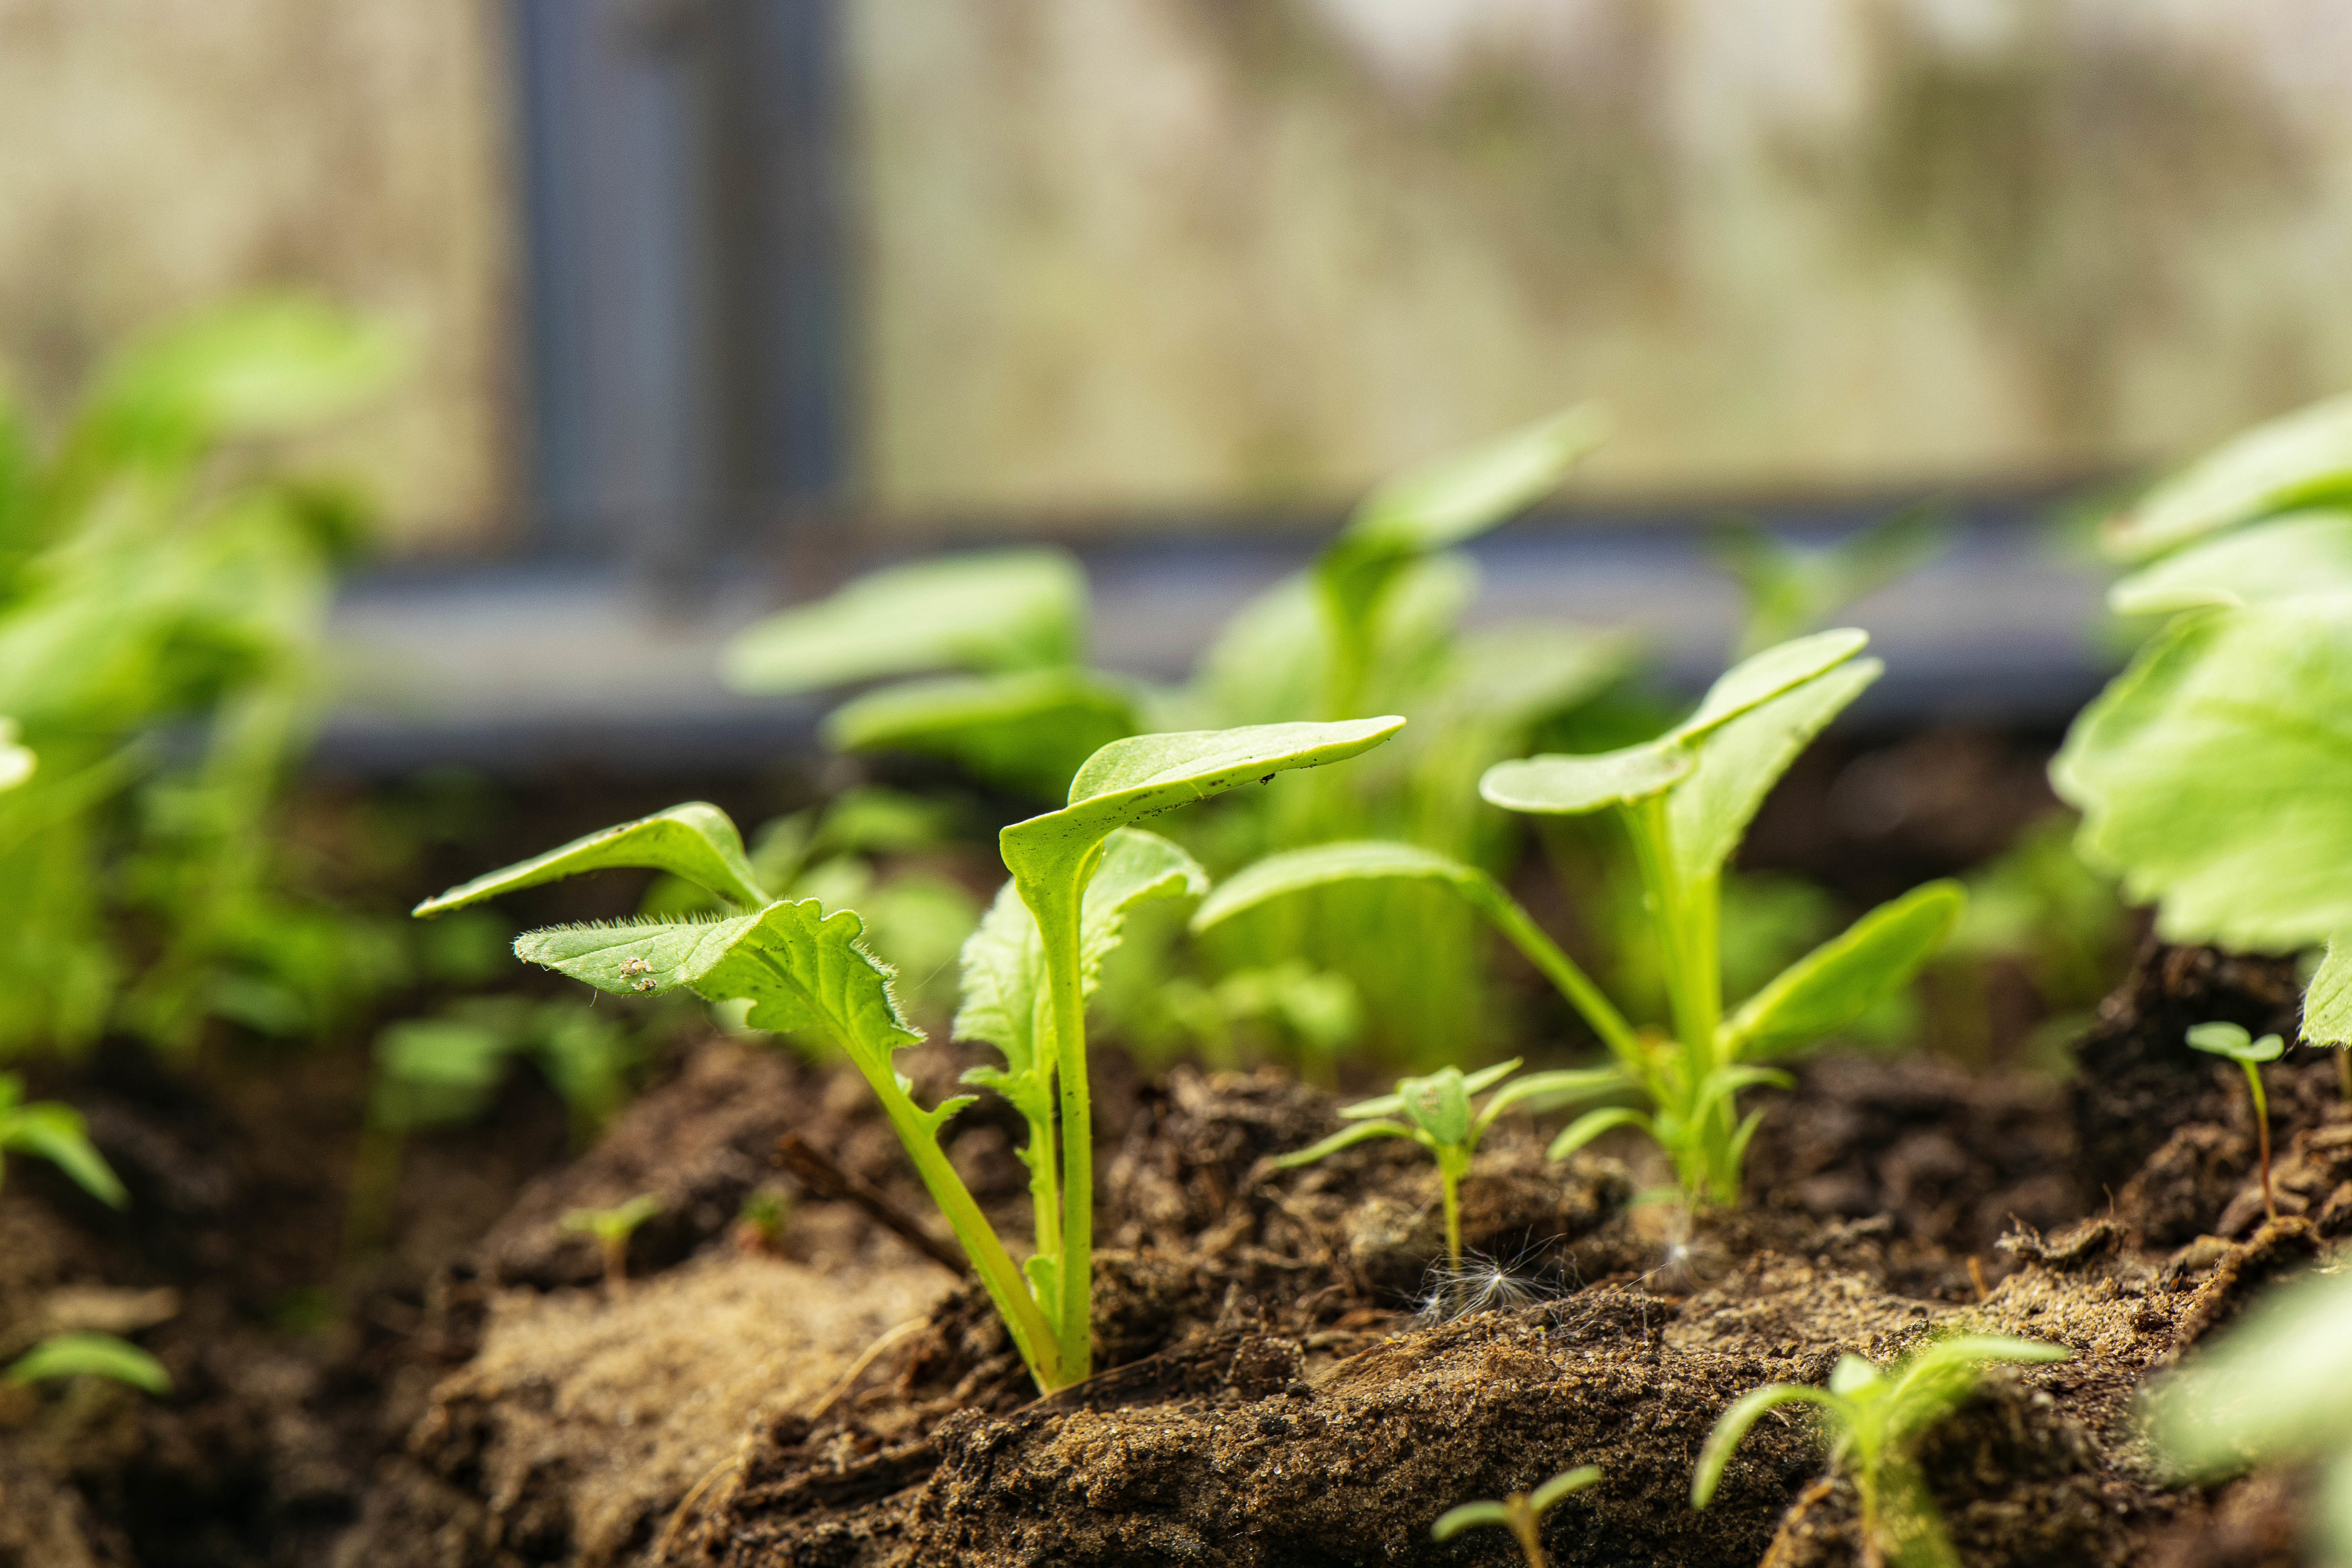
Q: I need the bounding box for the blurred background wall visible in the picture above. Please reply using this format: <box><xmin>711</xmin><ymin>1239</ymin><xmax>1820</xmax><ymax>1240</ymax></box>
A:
<box><xmin>4</xmin><ymin>0</ymin><xmax>2351</xmax><ymax>551</ymax></box>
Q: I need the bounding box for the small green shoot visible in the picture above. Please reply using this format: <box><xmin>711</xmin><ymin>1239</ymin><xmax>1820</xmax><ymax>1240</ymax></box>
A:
<box><xmin>2147</xmin><ymin>1264</ymin><xmax>2352</xmax><ymax>1567</ymax></box>
<box><xmin>5</xmin><ymin>1331</ymin><xmax>171</xmax><ymax>1396</ymax></box>
<box><xmin>1693</xmin><ymin>1334</ymin><xmax>2070</xmax><ymax>1568</ymax></box>
<box><xmin>733</xmin><ymin>1189</ymin><xmax>792</xmax><ymax>1256</ymax></box>
<box><xmin>1430</xmin><ymin>1463</ymin><xmax>1601</xmax><ymax>1568</ymax></box>
<box><xmin>2186</xmin><ymin>1022</ymin><xmax>2285</xmax><ymax>1222</ymax></box>
<box><xmin>416</xmin><ymin>717</ymin><xmax>1403</xmax><ymax>1392</ymax></box>
<box><xmin>1275</xmin><ymin>1060</ymin><xmax>1615</xmax><ymax>1269</ymax></box>
<box><xmin>0</xmin><ymin>1072</ymin><xmax>126</xmax><ymax>1207</ymax></box>
<box><xmin>1709</xmin><ymin>503</ymin><xmax>1949</xmax><ymax>659</ymax></box>
<box><xmin>561</xmin><ymin>1193</ymin><xmax>663</xmax><ymax>1286</ymax></box>
<box><xmin>1203</xmin><ymin>632</ymin><xmax>1965</xmax><ymax>1207</ymax></box>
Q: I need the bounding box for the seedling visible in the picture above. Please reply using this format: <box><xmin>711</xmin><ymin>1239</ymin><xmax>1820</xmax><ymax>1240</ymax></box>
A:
<box><xmin>0</xmin><ymin>1072</ymin><xmax>127</xmax><ymax>1208</ymax></box>
<box><xmin>1200</xmin><ymin>631</ymin><xmax>1966</xmax><ymax>1207</ymax></box>
<box><xmin>1431</xmin><ymin>1464</ymin><xmax>1601</xmax><ymax>1568</ymax></box>
<box><xmin>2187</xmin><ymin>1022</ymin><xmax>2284</xmax><ymax>1222</ymax></box>
<box><xmin>1693</xmin><ymin>1334</ymin><xmax>2069</xmax><ymax>1568</ymax></box>
<box><xmin>723</xmin><ymin>410</ymin><xmax>1621</xmax><ymax>1065</ymax></box>
<box><xmin>416</xmin><ymin>718</ymin><xmax>1403</xmax><ymax>1392</ymax></box>
<box><xmin>561</xmin><ymin>1193</ymin><xmax>662</xmax><ymax>1286</ymax></box>
<box><xmin>2053</xmin><ymin>392</ymin><xmax>2352</xmax><ymax>1093</ymax></box>
<box><xmin>1710</xmin><ymin>503</ymin><xmax>1949</xmax><ymax>659</ymax></box>
<box><xmin>5</xmin><ymin>1332</ymin><xmax>171</xmax><ymax>1396</ymax></box>
<box><xmin>1274</xmin><ymin>1060</ymin><xmax>1615</xmax><ymax>1269</ymax></box>
<box><xmin>2148</xmin><ymin>1263</ymin><xmax>2352</xmax><ymax>1566</ymax></box>
<box><xmin>733</xmin><ymin>1189</ymin><xmax>791</xmax><ymax>1256</ymax></box>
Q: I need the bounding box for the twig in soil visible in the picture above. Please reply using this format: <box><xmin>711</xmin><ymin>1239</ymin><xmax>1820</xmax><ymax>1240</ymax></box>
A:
<box><xmin>775</xmin><ymin>1132</ymin><xmax>970</xmax><ymax>1277</ymax></box>
<box><xmin>807</xmin><ymin>1315</ymin><xmax>933</xmax><ymax>1421</ymax></box>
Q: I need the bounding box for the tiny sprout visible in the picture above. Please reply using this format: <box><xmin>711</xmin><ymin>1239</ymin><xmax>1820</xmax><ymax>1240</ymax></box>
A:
<box><xmin>733</xmin><ymin>1189</ymin><xmax>792</xmax><ymax>1256</ymax></box>
<box><xmin>1431</xmin><ymin>1464</ymin><xmax>1601</xmax><ymax>1568</ymax></box>
<box><xmin>561</xmin><ymin>1192</ymin><xmax>662</xmax><ymax>1286</ymax></box>
<box><xmin>1693</xmin><ymin>1333</ymin><xmax>2069</xmax><ymax>1568</ymax></box>
<box><xmin>5</xmin><ymin>1331</ymin><xmax>172</xmax><ymax>1397</ymax></box>
<box><xmin>2187</xmin><ymin>1021</ymin><xmax>2285</xmax><ymax>1222</ymax></box>
<box><xmin>1274</xmin><ymin>1059</ymin><xmax>1615</xmax><ymax>1269</ymax></box>
<box><xmin>0</xmin><ymin>1072</ymin><xmax>127</xmax><ymax>1209</ymax></box>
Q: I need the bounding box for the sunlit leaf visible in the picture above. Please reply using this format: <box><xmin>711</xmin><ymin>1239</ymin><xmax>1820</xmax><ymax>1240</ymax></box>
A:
<box><xmin>1192</xmin><ymin>839</ymin><xmax>1481</xmax><ymax>931</ymax></box>
<box><xmin>1670</xmin><ymin>656</ymin><xmax>1879</xmax><ymax>886</ymax></box>
<box><xmin>2105</xmin><ymin>392</ymin><xmax>2352</xmax><ymax>562</ymax></box>
<box><xmin>825</xmin><ymin>668</ymin><xmax>1138</xmax><ymax>799</ymax></box>
<box><xmin>5</xmin><ymin>1332</ymin><xmax>170</xmax><ymax>1395</ymax></box>
<box><xmin>1673</xmin><ymin>628</ymin><xmax>1871</xmax><ymax>740</ymax></box>
<box><xmin>414</xmin><ymin>802</ymin><xmax>768</xmax><ymax>917</ymax></box>
<box><xmin>720</xmin><ymin>549</ymin><xmax>1084</xmax><ymax>692</ymax></box>
<box><xmin>1722</xmin><ymin>881</ymin><xmax>1964</xmax><ymax>1059</ymax></box>
<box><xmin>2149</xmin><ymin>1265</ymin><xmax>2352</xmax><ymax>1478</ymax></box>
<box><xmin>2305</xmin><ymin>936</ymin><xmax>2352</xmax><ymax>1047</ymax></box>
<box><xmin>2109</xmin><ymin>510</ymin><xmax>2352</xmax><ymax>615</ymax></box>
<box><xmin>2053</xmin><ymin>596</ymin><xmax>2352</xmax><ymax>951</ymax></box>
<box><xmin>1479</xmin><ymin>739</ymin><xmax>1693</xmax><ymax>816</ymax></box>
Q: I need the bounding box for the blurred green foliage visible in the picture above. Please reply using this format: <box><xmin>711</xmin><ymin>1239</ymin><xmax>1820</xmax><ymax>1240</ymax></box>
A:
<box><xmin>0</xmin><ymin>296</ymin><xmax>403</xmax><ymax>1059</ymax></box>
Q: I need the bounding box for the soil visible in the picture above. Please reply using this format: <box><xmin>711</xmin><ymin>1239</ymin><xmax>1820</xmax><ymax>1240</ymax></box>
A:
<box><xmin>2</xmin><ymin>750</ymin><xmax>2347</xmax><ymax>1566</ymax></box>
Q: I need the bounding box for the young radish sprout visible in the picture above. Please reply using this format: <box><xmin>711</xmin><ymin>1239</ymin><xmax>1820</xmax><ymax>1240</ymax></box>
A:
<box><xmin>0</xmin><ymin>1074</ymin><xmax>171</xmax><ymax>1396</ymax></box>
<box><xmin>1272</xmin><ymin>1060</ymin><xmax>1615</xmax><ymax>1269</ymax></box>
<box><xmin>1693</xmin><ymin>1333</ymin><xmax>2069</xmax><ymax>1568</ymax></box>
<box><xmin>562</xmin><ymin>1193</ymin><xmax>662</xmax><ymax>1286</ymax></box>
<box><xmin>1199</xmin><ymin>631</ymin><xmax>1964</xmax><ymax>1209</ymax></box>
<box><xmin>2186</xmin><ymin>1022</ymin><xmax>2284</xmax><ymax>1222</ymax></box>
<box><xmin>414</xmin><ymin>717</ymin><xmax>1403</xmax><ymax>1392</ymax></box>
<box><xmin>1431</xmin><ymin>1463</ymin><xmax>1601</xmax><ymax>1568</ymax></box>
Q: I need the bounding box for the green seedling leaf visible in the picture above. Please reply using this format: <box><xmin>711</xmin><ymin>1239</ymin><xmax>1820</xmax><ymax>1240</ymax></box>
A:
<box><xmin>1692</xmin><ymin>1382</ymin><xmax>1838</xmax><ymax>1506</ymax></box>
<box><xmin>1479</xmin><ymin>740</ymin><xmax>1693</xmax><ymax>816</ymax></box>
<box><xmin>1547</xmin><ymin>1106</ymin><xmax>1653</xmax><ymax>1162</ymax></box>
<box><xmin>721</xmin><ymin>549</ymin><xmax>1085</xmax><ymax>691</ymax></box>
<box><xmin>6</xmin><ymin>1332</ymin><xmax>171</xmax><ymax>1396</ymax></box>
<box><xmin>1191</xmin><ymin>839</ymin><xmax>1639</xmax><ymax>1061</ymax></box>
<box><xmin>1723</xmin><ymin>881</ymin><xmax>1965</xmax><ymax>1060</ymax></box>
<box><xmin>825</xmin><ymin>668</ymin><xmax>1138</xmax><ymax>799</ymax></box>
<box><xmin>1003</xmin><ymin>719</ymin><xmax>1406</xmax><ymax>888</ymax></box>
<box><xmin>956</xmin><ymin>828</ymin><xmax>1206</xmax><ymax>1114</ymax></box>
<box><xmin>2187</xmin><ymin>1021</ymin><xmax>2285</xmax><ymax>1064</ymax></box>
<box><xmin>1317</xmin><ymin>407</ymin><xmax>1605</xmax><ymax>714</ymax></box>
<box><xmin>561</xmin><ymin>1191</ymin><xmax>662</xmax><ymax>1243</ymax></box>
<box><xmin>1430</xmin><ymin>1500</ymin><xmax>1514</xmax><ymax>1540</ymax></box>
<box><xmin>2305</xmin><ymin>936</ymin><xmax>2352</xmax><ymax>1047</ymax></box>
<box><xmin>1713</xmin><ymin>505</ymin><xmax>1950</xmax><ymax>657</ymax></box>
<box><xmin>2105</xmin><ymin>391</ymin><xmax>2352</xmax><ymax>563</ymax></box>
<box><xmin>1394</xmin><ymin>1067</ymin><xmax>1478</xmax><ymax>1147</ymax></box>
<box><xmin>1669</xmin><ymin>656</ymin><xmax>1880</xmax><ymax>886</ymax></box>
<box><xmin>1271</xmin><ymin>1118</ymin><xmax>1415</xmax><ymax>1168</ymax></box>
<box><xmin>2109</xmin><ymin>510</ymin><xmax>2352</xmax><ymax>615</ymax></box>
<box><xmin>514</xmin><ymin>892</ymin><xmax>1061</xmax><ymax>1383</ymax></box>
<box><xmin>0</xmin><ymin>1080</ymin><xmax>127</xmax><ymax>1208</ymax></box>
<box><xmin>2053</xmin><ymin>597</ymin><xmax>2352</xmax><ymax>951</ymax></box>
<box><xmin>1671</xmin><ymin>628</ymin><xmax>1871</xmax><ymax>741</ymax></box>
<box><xmin>414</xmin><ymin>802</ymin><xmax>768</xmax><ymax>917</ymax></box>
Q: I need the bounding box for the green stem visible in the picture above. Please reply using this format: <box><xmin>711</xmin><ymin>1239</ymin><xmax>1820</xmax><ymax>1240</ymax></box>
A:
<box><xmin>2243</xmin><ymin>1061</ymin><xmax>2276</xmax><ymax>1223</ymax></box>
<box><xmin>1033</xmin><ymin>880</ymin><xmax>1096</xmax><ymax>1386</ymax></box>
<box><xmin>1023</xmin><ymin>1103</ymin><xmax>1061</xmax><ymax>1281</ymax></box>
<box><xmin>1468</xmin><ymin>878</ymin><xmax>1642</xmax><ymax>1070</ymax></box>
<box><xmin>1506</xmin><ymin>1495</ymin><xmax>1550</xmax><ymax>1568</ymax></box>
<box><xmin>859</xmin><ymin>1063</ymin><xmax>1062</xmax><ymax>1389</ymax></box>
<box><xmin>1437</xmin><ymin>1149</ymin><xmax>1466</xmax><ymax>1270</ymax></box>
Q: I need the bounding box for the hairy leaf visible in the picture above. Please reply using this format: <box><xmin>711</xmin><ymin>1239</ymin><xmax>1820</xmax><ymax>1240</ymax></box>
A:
<box><xmin>2053</xmin><ymin>597</ymin><xmax>2352</xmax><ymax>950</ymax></box>
<box><xmin>825</xmin><ymin>668</ymin><xmax>1138</xmax><ymax>799</ymax></box>
<box><xmin>2305</xmin><ymin>936</ymin><xmax>2352</xmax><ymax>1046</ymax></box>
<box><xmin>955</xmin><ymin>828</ymin><xmax>1206</xmax><ymax>1111</ymax></box>
<box><xmin>1479</xmin><ymin>740</ymin><xmax>1693</xmax><ymax>816</ymax></box>
<box><xmin>721</xmin><ymin>549</ymin><xmax>1085</xmax><ymax>691</ymax></box>
<box><xmin>415</xmin><ymin>802</ymin><xmax>768</xmax><ymax>917</ymax></box>
<box><xmin>2106</xmin><ymin>392</ymin><xmax>2352</xmax><ymax>562</ymax></box>
<box><xmin>6</xmin><ymin>1332</ymin><xmax>171</xmax><ymax>1395</ymax></box>
<box><xmin>1723</xmin><ymin>881</ymin><xmax>1965</xmax><ymax>1060</ymax></box>
<box><xmin>2109</xmin><ymin>510</ymin><xmax>2352</xmax><ymax>615</ymax></box>
<box><xmin>1671</xmin><ymin>657</ymin><xmax>1880</xmax><ymax>886</ymax></box>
